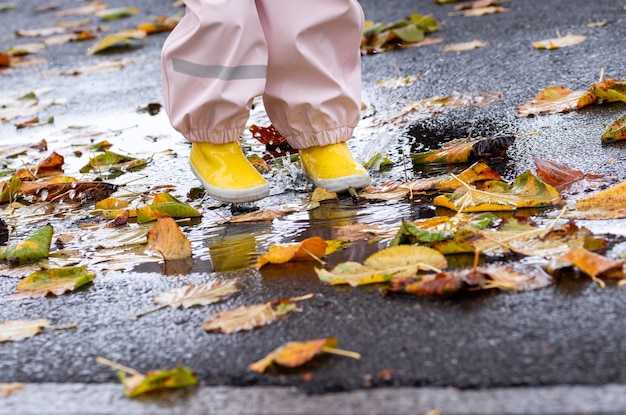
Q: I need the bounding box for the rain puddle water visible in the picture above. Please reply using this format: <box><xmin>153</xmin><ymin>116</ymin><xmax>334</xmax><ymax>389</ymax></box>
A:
<box><xmin>1</xmin><ymin>90</ymin><xmax>625</xmax><ymax>278</ymax></box>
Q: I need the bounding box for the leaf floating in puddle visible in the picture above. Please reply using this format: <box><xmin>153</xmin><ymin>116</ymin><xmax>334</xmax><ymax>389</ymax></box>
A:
<box><xmin>250</xmin><ymin>337</ymin><xmax>360</xmax><ymax>374</ymax></box>
<box><xmin>0</xmin><ymin>224</ymin><xmax>53</xmax><ymax>265</ymax></box>
<box><xmin>559</xmin><ymin>247</ymin><xmax>624</xmax><ymax>285</ymax></box>
<box><xmin>385</xmin><ymin>264</ymin><xmax>554</xmax><ymax>297</ymax></box>
<box><xmin>147</xmin><ymin>217</ymin><xmax>191</xmax><ymax>261</ymax></box>
<box><xmin>317</xmin><ymin>245</ymin><xmax>447</xmax><ymax>287</ymax></box>
<box><xmin>255</xmin><ymin>236</ymin><xmax>328</xmax><ymax>269</ymax></box>
<box><xmin>433</xmin><ymin>171</ymin><xmax>563</xmax><ymax>212</ymax></box>
<box><xmin>136</xmin><ymin>192</ymin><xmax>201</xmax><ymax>223</ymax></box>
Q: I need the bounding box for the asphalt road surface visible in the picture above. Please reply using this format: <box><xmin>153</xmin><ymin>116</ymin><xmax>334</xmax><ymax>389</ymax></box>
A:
<box><xmin>1</xmin><ymin>0</ymin><xmax>626</xmax><ymax>414</ymax></box>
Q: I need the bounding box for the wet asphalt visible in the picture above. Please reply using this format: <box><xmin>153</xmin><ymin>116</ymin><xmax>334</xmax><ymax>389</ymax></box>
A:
<box><xmin>1</xmin><ymin>0</ymin><xmax>626</xmax><ymax>414</ymax></box>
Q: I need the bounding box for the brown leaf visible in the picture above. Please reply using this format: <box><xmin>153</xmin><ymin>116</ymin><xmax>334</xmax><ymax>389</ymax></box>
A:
<box><xmin>0</xmin><ymin>383</ymin><xmax>25</xmax><ymax>397</ymax></box>
<box><xmin>19</xmin><ymin>180</ymin><xmax>117</xmax><ymax>202</ymax></box>
<box><xmin>224</xmin><ymin>209</ymin><xmax>295</xmax><ymax>224</ymax></box>
<box><xmin>533</xmin><ymin>156</ymin><xmax>613</xmax><ymax>194</ymax></box>
<box><xmin>202</xmin><ymin>298</ymin><xmax>300</xmax><ymax>334</ymax></box>
<box><xmin>560</xmin><ymin>248</ymin><xmax>624</xmax><ymax>279</ymax></box>
<box><xmin>147</xmin><ymin>217</ymin><xmax>192</xmax><ymax>261</ymax></box>
<box><xmin>256</xmin><ymin>236</ymin><xmax>328</xmax><ymax>269</ymax></box>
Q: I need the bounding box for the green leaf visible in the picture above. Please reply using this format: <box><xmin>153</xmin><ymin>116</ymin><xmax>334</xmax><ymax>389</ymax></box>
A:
<box><xmin>0</xmin><ymin>224</ymin><xmax>53</xmax><ymax>265</ymax></box>
<box><xmin>15</xmin><ymin>266</ymin><xmax>94</xmax><ymax>298</ymax></box>
<box><xmin>118</xmin><ymin>366</ymin><xmax>197</xmax><ymax>398</ymax></box>
<box><xmin>589</xmin><ymin>78</ymin><xmax>626</xmax><ymax>104</ymax></box>
<box><xmin>389</xmin><ymin>219</ymin><xmax>453</xmax><ymax>247</ymax></box>
<box><xmin>136</xmin><ymin>201</ymin><xmax>201</xmax><ymax>223</ymax></box>
<box><xmin>0</xmin><ymin>175</ymin><xmax>22</xmax><ymax>203</ymax></box>
<box><xmin>601</xmin><ymin>113</ymin><xmax>626</xmax><ymax>143</ymax></box>
<box><xmin>79</xmin><ymin>151</ymin><xmax>138</xmax><ymax>173</ymax></box>
<box><xmin>97</xmin><ymin>6</ymin><xmax>140</xmax><ymax>21</ymax></box>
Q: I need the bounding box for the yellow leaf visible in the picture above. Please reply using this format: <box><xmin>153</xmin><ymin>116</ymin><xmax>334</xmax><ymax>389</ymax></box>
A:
<box><xmin>561</xmin><ymin>247</ymin><xmax>624</xmax><ymax>280</ymax></box>
<box><xmin>434</xmin><ymin>171</ymin><xmax>562</xmax><ymax>212</ymax></box>
<box><xmin>87</xmin><ymin>29</ymin><xmax>147</xmax><ymax>55</ymax></box>
<box><xmin>250</xmin><ymin>337</ymin><xmax>340</xmax><ymax>373</ymax></box>
<box><xmin>255</xmin><ymin>236</ymin><xmax>327</xmax><ymax>269</ymax></box>
<box><xmin>443</xmin><ymin>39</ymin><xmax>489</xmax><ymax>52</ymax></box>
<box><xmin>576</xmin><ymin>180</ymin><xmax>626</xmax><ymax>211</ymax></box>
<box><xmin>517</xmin><ymin>86</ymin><xmax>597</xmax><ymax>116</ymax></box>
<box><xmin>317</xmin><ymin>245</ymin><xmax>447</xmax><ymax>287</ymax></box>
<box><xmin>147</xmin><ymin>217</ymin><xmax>191</xmax><ymax>260</ymax></box>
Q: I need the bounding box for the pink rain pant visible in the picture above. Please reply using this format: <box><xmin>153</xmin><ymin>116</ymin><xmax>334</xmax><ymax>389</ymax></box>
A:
<box><xmin>160</xmin><ymin>0</ymin><xmax>364</xmax><ymax>149</ymax></box>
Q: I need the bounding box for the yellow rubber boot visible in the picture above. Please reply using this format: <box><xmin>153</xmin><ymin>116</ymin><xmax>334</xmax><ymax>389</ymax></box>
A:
<box><xmin>299</xmin><ymin>142</ymin><xmax>370</xmax><ymax>192</ymax></box>
<box><xmin>189</xmin><ymin>142</ymin><xmax>269</xmax><ymax>203</ymax></box>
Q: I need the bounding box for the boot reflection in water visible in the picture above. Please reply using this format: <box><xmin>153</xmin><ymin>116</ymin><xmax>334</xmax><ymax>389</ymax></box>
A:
<box><xmin>160</xmin><ymin>0</ymin><xmax>370</xmax><ymax>203</ymax></box>
<box><xmin>208</xmin><ymin>232</ymin><xmax>260</xmax><ymax>272</ymax></box>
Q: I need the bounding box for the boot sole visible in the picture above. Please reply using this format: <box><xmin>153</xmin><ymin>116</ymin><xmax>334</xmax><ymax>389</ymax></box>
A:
<box><xmin>190</xmin><ymin>162</ymin><xmax>269</xmax><ymax>204</ymax></box>
<box><xmin>310</xmin><ymin>173</ymin><xmax>371</xmax><ymax>193</ymax></box>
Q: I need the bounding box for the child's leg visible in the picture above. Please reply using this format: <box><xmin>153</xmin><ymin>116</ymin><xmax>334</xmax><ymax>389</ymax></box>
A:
<box><xmin>161</xmin><ymin>0</ymin><xmax>267</xmax><ymax>143</ymax></box>
<box><xmin>257</xmin><ymin>0</ymin><xmax>370</xmax><ymax>192</ymax></box>
<box><xmin>256</xmin><ymin>0</ymin><xmax>363</xmax><ymax>148</ymax></box>
<box><xmin>160</xmin><ymin>0</ymin><xmax>270</xmax><ymax>203</ymax></box>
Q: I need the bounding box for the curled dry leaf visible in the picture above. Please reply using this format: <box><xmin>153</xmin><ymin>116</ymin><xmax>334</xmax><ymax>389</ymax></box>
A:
<box><xmin>443</xmin><ymin>39</ymin><xmax>489</xmax><ymax>52</ymax></box>
<box><xmin>560</xmin><ymin>247</ymin><xmax>624</xmax><ymax>280</ymax></box>
<box><xmin>250</xmin><ymin>337</ymin><xmax>360</xmax><ymax>373</ymax></box>
<box><xmin>517</xmin><ymin>86</ymin><xmax>597</xmax><ymax>116</ymax></box>
<box><xmin>255</xmin><ymin>236</ymin><xmax>327</xmax><ymax>269</ymax></box>
<box><xmin>0</xmin><ymin>318</ymin><xmax>49</xmax><ymax>342</ymax></box>
<box><xmin>533</xmin><ymin>33</ymin><xmax>586</xmax><ymax>49</ymax></box>
<box><xmin>601</xmin><ymin>113</ymin><xmax>626</xmax><ymax>143</ymax></box>
<box><xmin>385</xmin><ymin>263</ymin><xmax>554</xmax><ymax>297</ymax></box>
<box><xmin>155</xmin><ymin>279</ymin><xmax>241</xmax><ymax>308</ymax></box>
<box><xmin>589</xmin><ymin>78</ymin><xmax>626</xmax><ymax>104</ymax></box>
<box><xmin>202</xmin><ymin>298</ymin><xmax>301</xmax><ymax>334</ymax></box>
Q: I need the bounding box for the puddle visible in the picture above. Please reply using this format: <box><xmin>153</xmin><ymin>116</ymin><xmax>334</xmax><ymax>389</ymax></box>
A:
<box><xmin>0</xmin><ymin>82</ymin><xmax>625</xmax><ymax>280</ymax></box>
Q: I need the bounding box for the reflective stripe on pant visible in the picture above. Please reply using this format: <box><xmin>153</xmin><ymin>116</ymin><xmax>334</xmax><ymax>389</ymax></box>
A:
<box><xmin>160</xmin><ymin>0</ymin><xmax>363</xmax><ymax>149</ymax></box>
